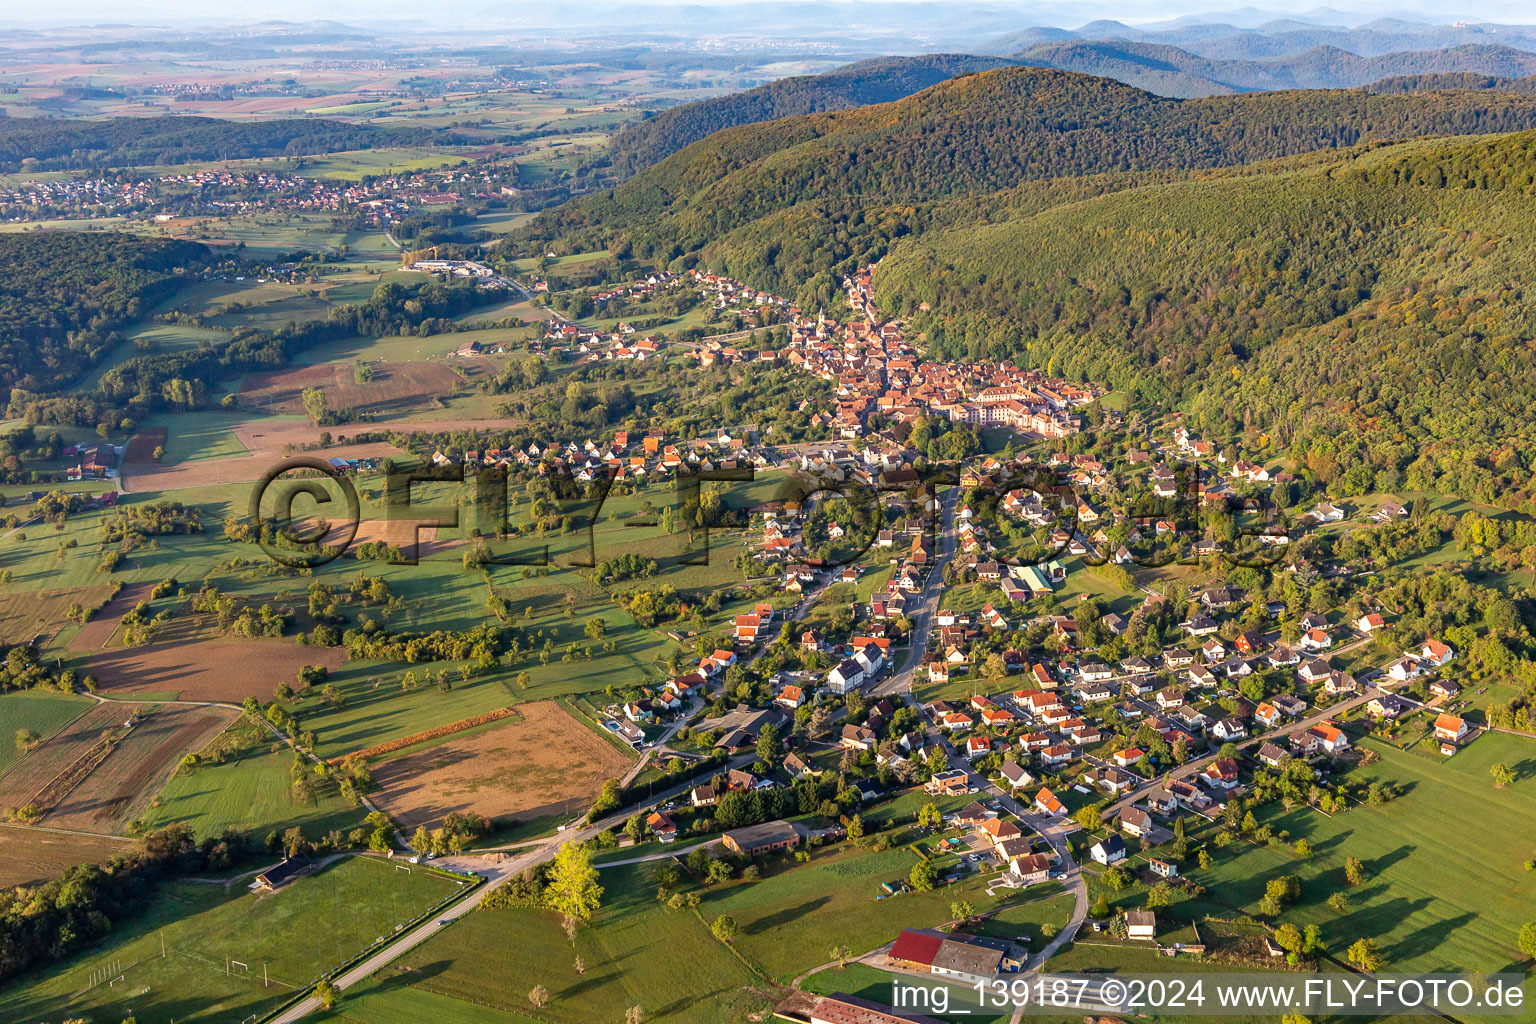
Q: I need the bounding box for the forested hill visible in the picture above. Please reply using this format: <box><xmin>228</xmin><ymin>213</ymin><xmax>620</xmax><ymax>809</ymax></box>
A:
<box><xmin>609</xmin><ymin>54</ymin><xmax>1022</xmax><ymax>175</ymax></box>
<box><xmin>529</xmin><ymin>66</ymin><xmax>1536</xmax><ymax>295</ymax></box>
<box><xmin>0</xmin><ymin>232</ymin><xmax>210</xmax><ymax>393</ymax></box>
<box><xmin>870</xmin><ymin>131</ymin><xmax>1536</xmax><ymax>512</ymax></box>
<box><xmin>0</xmin><ymin>116</ymin><xmax>446</xmax><ymax>172</ymax></box>
<box><xmin>1365</xmin><ymin>73</ymin><xmax>1536</xmax><ymax>95</ymax></box>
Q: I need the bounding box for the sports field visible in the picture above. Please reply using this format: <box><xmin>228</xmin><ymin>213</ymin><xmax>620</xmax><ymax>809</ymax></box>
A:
<box><xmin>0</xmin><ymin>856</ymin><xmax>463</xmax><ymax>1024</ymax></box>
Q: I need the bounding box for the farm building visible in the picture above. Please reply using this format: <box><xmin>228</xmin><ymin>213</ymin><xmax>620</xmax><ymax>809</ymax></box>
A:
<box><xmin>721</xmin><ymin>820</ymin><xmax>804</xmax><ymax>857</ymax></box>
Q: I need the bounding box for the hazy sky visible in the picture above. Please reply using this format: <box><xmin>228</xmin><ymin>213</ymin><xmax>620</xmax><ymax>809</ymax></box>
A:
<box><xmin>5</xmin><ymin>1</ymin><xmax>1530</xmax><ymax>30</ymax></box>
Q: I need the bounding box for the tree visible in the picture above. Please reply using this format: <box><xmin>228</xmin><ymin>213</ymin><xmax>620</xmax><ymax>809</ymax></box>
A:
<box><xmin>411</xmin><ymin>825</ymin><xmax>430</xmax><ymax>852</ymax></box>
<box><xmin>846</xmin><ymin>814</ymin><xmax>865</xmax><ymax>845</ymax></box>
<box><xmin>917</xmin><ymin>802</ymin><xmax>943</xmax><ymax>828</ymax></box>
<box><xmin>711</xmin><ymin>914</ymin><xmax>739</xmax><ymax>942</ymax></box>
<box><xmin>301</xmin><ymin>386</ymin><xmax>328</xmax><ymax>425</ymax></box>
<box><xmin>546</xmin><ymin>842</ymin><xmax>604</xmax><ymax>921</ymax></box>
<box><xmin>625</xmin><ymin>1005</ymin><xmax>645</xmax><ymax>1024</ymax></box>
<box><xmin>1491</xmin><ymin>763</ymin><xmax>1515</xmax><ymax>788</ymax></box>
<box><xmin>1146</xmin><ymin>881</ymin><xmax>1176</xmax><ymax>910</ymax></box>
<box><xmin>1519</xmin><ymin>922</ymin><xmax>1536</xmax><ymax>960</ymax></box>
<box><xmin>14</xmin><ymin>728</ymin><xmax>39</xmax><ymax>754</ymax></box>
<box><xmin>950</xmin><ymin>899</ymin><xmax>974</xmax><ymax>921</ymax></box>
<box><xmin>1275</xmin><ymin>923</ymin><xmax>1304</xmax><ymax>953</ymax></box>
<box><xmin>1295</xmin><ymin>838</ymin><xmax>1313</xmax><ymax>857</ymax></box>
<box><xmin>1282</xmin><ymin>1015</ymin><xmax>1311</xmax><ymax>1024</ymax></box>
<box><xmin>624</xmin><ymin>813</ymin><xmax>649</xmax><ymax>845</ymax></box>
<box><xmin>830</xmin><ymin>944</ymin><xmax>853</xmax><ymax>968</ymax></box>
<box><xmin>910</xmin><ymin>859</ymin><xmax>938</xmax><ymax>892</ymax></box>
<box><xmin>756</xmin><ymin>722</ymin><xmax>781</xmax><ymax>766</ymax></box>
<box><xmin>1197</xmin><ymin>848</ymin><xmax>1213</xmax><ymax>869</ymax></box>
<box><xmin>1347</xmin><ymin>938</ymin><xmax>1383</xmax><ymax>972</ymax></box>
<box><xmin>528</xmin><ymin>984</ymin><xmax>550</xmax><ymax>1009</ymax></box>
<box><xmin>1327</xmin><ymin>892</ymin><xmax>1349</xmax><ymax>913</ymax></box>
<box><xmin>574</xmin><ymin>955</ymin><xmax>587</xmax><ymax>975</ymax></box>
<box><xmin>1344</xmin><ymin>856</ymin><xmax>1367</xmax><ymax>886</ymax></box>
<box><xmin>314</xmin><ymin>979</ymin><xmax>338</xmax><ymax>1009</ymax></box>
<box><xmin>1090</xmin><ymin>894</ymin><xmax>1112</xmax><ymax>918</ymax></box>
<box><xmin>1073</xmin><ymin>803</ymin><xmax>1103</xmax><ymax>831</ymax></box>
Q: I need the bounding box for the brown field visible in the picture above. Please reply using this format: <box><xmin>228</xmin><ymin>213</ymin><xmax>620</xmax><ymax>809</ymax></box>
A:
<box><xmin>45</xmin><ymin>705</ymin><xmax>238</xmax><ymax>834</ymax></box>
<box><xmin>238</xmin><ymin>360</ymin><xmax>486</xmax><ymax>417</ymax></box>
<box><xmin>0</xmin><ymin>824</ymin><xmax>133</xmax><ymax>887</ymax></box>
<box><xmin>122</xmin><ymin>426</ymin><xmax>169</xmax><ymax>464</ymax></box>
<box><xmin>368</xmin><ymin>700</ymin><xmax>633</xmax><ymax>829</ymax></box>
<box><xmin>0</xmin><ymin>702</ymin><xmax>135</xmax><ymax>812</ymax></box>
<box><xmin>349</xmin><ymin>517</ymin><xmax>456</xmax><ymax>559</ymax></box>
<box><xmin>121</xmin><ymin>414</ymin><xmax>520</xmax><ymax>493</ymax></box>
<box><xmin>0</xmin><ymin>585</ymin><xmax>111</xmax><ymax>646</ymax></box>
<box><xmin>89</xmin><ymin>640</ymin><xmax>350</xmax><ymax>702</ymax></box>
<box><xmin>66</xmin><ymin>581</ymin><xmax>155</xmax><ymax>651</ymax></box>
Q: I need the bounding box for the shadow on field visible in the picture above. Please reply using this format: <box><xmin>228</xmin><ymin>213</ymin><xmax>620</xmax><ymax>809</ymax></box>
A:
<box><xmin>744</xmin><ymin>896</ymin><xmax>828</xmax><ymax>935</ymax></box>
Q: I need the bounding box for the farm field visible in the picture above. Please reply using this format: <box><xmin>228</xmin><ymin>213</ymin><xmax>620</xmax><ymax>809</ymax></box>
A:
<box><xmin>88</xmin><ymin>640</ymin><xmax>351</xmax><ymax>703</ymax></box>
<box><xmin>238</xmin><ymin>359</ymin><xmax>491</xmax><ymax>418</ymax></box>
<box><xmin>44</xmin><ymin>704</ymin><xmax>239</xmax><ymax>835</ymax></box>
<box><xmin>0</xmin><ymin>702</ymin><xmax>136</xmax><ymax>815</ymax></box>
<box><xmin>66</xmin><ymin>582</ymin><xmax>156</xmax><ymax>651</ymax></box>
<box><xmin>1187</xmin><ymin>733</ymin><xmax>1536</xmax><ymax>977</ymax></box>
<box><xmin>0</xmin><ymin>586</ymin><xmax>111</xmax><ymax>646</ymax></box>
<box><xmin>379</xmin><ymin>862</ymin><xmax>766</xmax><ymax>1024</ymax></box>
<box><xmin>312</xmin><ymin>977</ymin><xmax>526</xmax><ymax>1024</ymax></box>
<box><xmin>0</xmin><ymin>856</ymin><xmax>465</xmax><ymax>1024</ymax></box>
<box><xmin>0</xmin><ymin>691</ymin><xmax>93</xmax><ymax>772</ymax></box>
<box><xmin>367</xmin><ymin>700</ymin><xmax>633</xmax><ymax>829</ymax></box>
<box><xmin>0</xmin><ymin>825</ymin><xmax>133</xmax><ymax>888</ymax></box>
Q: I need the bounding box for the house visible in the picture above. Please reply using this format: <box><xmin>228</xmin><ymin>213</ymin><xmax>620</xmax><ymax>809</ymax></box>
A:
<box><xmin>646</xmin><ymin>811</ymin><xmax>678</xmax><ymax>841</ymax></box>
<box><xmin>1119</xmin><ymin>806</ymin><xmax>1154</xmax><ymax>837</ymax></box>
<box><xmin>1308</xmin><ymin>722</ymin><xmax>1350</xmax><ymax>755</ymax></box>
<box><xmin>940</xmin><ymin>711</ymin><xmax>974</xmax><ymax>732</ymax></box>
<box><xmin>999</xmin><ymin>761</ymin><xmax>1035</xmax><ymax>790</ymax></box>
<box><xmin>926</xmin><ymin>769</ymin><xmax>970</xmax><ymax>796</ymax></box>
<box><xmin>977</xmin><ymin>817</ymin><xmax>1024</xmax><ymax>848</ymax></box>
<box><xmin>784</xmin><ymin>752</ymin><xmax>818</xmax><ymax>778</ymax></box>
<box><xmin>1301</xmin><ymin>627</ymin><xmax>1334</xmax><ymax>651</ymax></box>
<box><xmin>1298</xmin><ymin>659</ymin><xmax>1334</xmax><ymax>685</ymax></box>
<box><xmin>1112</xmin><ymin>747</ymin><xmax>1146</xmax><ymax>768</ymax></box>
<box><xmin>1254</xmin><ymin>702</ymin><xmax>1281</xmax><ymax>729</ymax></box>
<box><xmin>1010</xmin><ymin>852</ymin><xmax>1052</xmax><ymax>884</ymax></box>
<box><xmin>721</xmin><ymin>820</ymin><xmax>804</xmax><ymax>857</ymax></box>
<box><xmin>1145</xmin><ymin>788</ymin><xmax>1178</xmax><ymax>814</ymax></box>
<box><xmin>1357</xmin><ymin>613</ymin><xmax>1387</xmax><ymax>634</ymax></box>
<box><xmin>964</xmin><ymin>736</ymin><xmax>991</xmax><ymax>760</ymax></box>
<box><xmin>1429</xmin><ymin>679</ymin><xmax>1461</xmax><ymax>699</ymax></box>
<box><xmin>690</xmin><ymin>783</ymin><xmax>718</xmax><ymax>807</ymax></box>
<box><xmin>1212</xmin><ymin>717</ymin><xmax>1247</xmax><ymax>742</ymax></box>
<box><xmin>1420</xmin><ymin>639</ymin><xmax>1456</xmax><ymax>666</ymax></box>
<box><xmin>775</xmin><ymin>684</ymin><xmax>805</xmax><ymax>710</ymax></box>
<box><xmin>1367</xmin><ymin>695</ymin><xmax>1407</xmax><ymax>719</ymax></box>
<box><xmin>616</xmin><ymin>719</ymin><xmax>646</xmax><ymax>745</ymax></box>
<box><xmin>252</xmin><ymin>855</ymin><xmax>312</xmax><ymax>892</ymax></box>
<box><xmin>1434</xmin><ymin>714</ymin><xmax>1470</xmax><ymax>744</ymax></box>
<box><xmin>1149</xmin><ymin>858</ymin><xmax>1180</xmax><ymax>879</ymax></box>
<box><xmin>1039</xmin><ymin>744</ymin><xmax>1074</xmax><ymax>766</ymax></box>
<box><xmin>1034</xmin><ymin>787</ymin><xmax>1065</xmax><ymax>816</ymax></box>
<box><xmin>1183</xmin><ymin>615</ymin><xmax>1220</xmax><ymax>637</ymax></box>
<box><xmin>1125</xmin><ymin>910</ymin><xmax>1157</xmax><ymax>941</ymax></box>
<box><xmin>841</xmin><ymin>724</ymin><xmax>877</xmax><ymax>751</ymax></box>
<box><xmin>828</xmin><ymin>660</ymin><xmax>865</xmax><ymax>694</ymax></box>
<box><xmin>1200</xmin><ymin>757</ymin><xmax>1240</xmax><ymax>790</ymax></box>
<box><xmin>1090</xmin><ymin>835</ymin><xmax>1127</xmax><ymax>865</ymax></box>
<box><xmin>1256</xmin><ymin>742</ymin><xmax>1288</xmax><ymax>768</ymax></box>
<box><xmin>1323</xmin><ymin>671</ymin><xmax>1358</xmax><ymax>696</ymax></box>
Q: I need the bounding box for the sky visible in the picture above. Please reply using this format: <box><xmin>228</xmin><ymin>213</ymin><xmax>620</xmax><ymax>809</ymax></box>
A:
<box><xmin>6</xmin><ymin>2</ymin><xmax>1533</xmax><ymax>30</ymax></box>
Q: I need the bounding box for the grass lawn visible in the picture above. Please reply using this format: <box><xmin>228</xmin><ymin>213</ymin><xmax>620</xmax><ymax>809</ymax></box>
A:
<box><xmin>147</xmin><ymin>408</ymin><xmax>253</xmax><ymax>463</ymax></box>
<box><xmin>1187</xmin><ymin>733</ymin><xmax>1536</xmax><ymax>976</ymax></box>
<box><xmin>699</xmin><ymin>842</ymin><xmax>1010</xmax><ymax>984</ymax></box>
<box><xmin>315</xmin><ymin>977</ymin><xmax>532</xmax><ymax>1024</ymax></box>
<box><xmin>0</xmin><ymin>856</ymin><xmax>464</xmax><ymax>1024</ymax></box>
<box><xmin>376</xmin><ymin>862</ymin><xmax>765</xmax><ymax>1024</ymax></box>
<box><xmin>141</xmin><ymin>719</ymin><xmax>373</xmax><ymax>840</ymax></box>
<box><xmin>0</xmin><ymin>691</ymin><xmax>94</xmax><ymax>772</ymax></box>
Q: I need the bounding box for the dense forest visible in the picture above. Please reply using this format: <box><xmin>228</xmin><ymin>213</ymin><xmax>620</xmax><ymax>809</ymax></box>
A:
<box><xmin>528</xmin><ymin>66</ymin><xmax>1536</xmax><ymax>307</ymax></box>
<box><xmin>0</xmin><ymin>116</ymin><xmax>445</xmax><ymax>172</ymax></box>
<box><xmin>871</xmin><ymin>131</ymin><xmax>1536</xmax><ymax>512</ymax></box>
<box><xmin>0</xmin><ymin>232</ymin><xmax>209</xmax><ymax>393</ymax></box>
<box><xmin>609</xmin><ymin>54</ymin><xmax>1022</xmax><ymax>174</ymax></box>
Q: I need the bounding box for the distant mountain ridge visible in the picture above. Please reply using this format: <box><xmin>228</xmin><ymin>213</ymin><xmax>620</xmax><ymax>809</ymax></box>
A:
<box><xmin>1006</xmin><ymin>41</ymin><xmax>1536</xmax><ymax>98</ymax></box>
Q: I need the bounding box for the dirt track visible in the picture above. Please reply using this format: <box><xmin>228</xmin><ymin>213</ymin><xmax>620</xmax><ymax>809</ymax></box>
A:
<box><xmin>89</xmin><ymin>640</ymin><xmax>350</xmax><ymax>702</ymax></box>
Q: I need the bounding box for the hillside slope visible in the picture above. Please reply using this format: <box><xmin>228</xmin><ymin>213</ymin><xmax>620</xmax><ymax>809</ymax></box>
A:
<box><xmin>609</xmin><ymin>54</ymin><xmax>1023</xmax><ymax>174</ymax></box>
<box><xmin>872</xmin><ymin>131</ymin><xmax>1536</xmax><ymax>510</ymax></box>
<box><xmin>531</xmin><ymin>67</ymin><xmax>1536</xmax><ymax>299</ymax></box>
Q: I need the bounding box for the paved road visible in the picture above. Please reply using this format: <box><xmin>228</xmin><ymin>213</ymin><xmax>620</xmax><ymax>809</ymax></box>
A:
<box><xmin>268</xmin><ymin>756</ymin><xmax>751</xmax><ymax>1022</ymax></box>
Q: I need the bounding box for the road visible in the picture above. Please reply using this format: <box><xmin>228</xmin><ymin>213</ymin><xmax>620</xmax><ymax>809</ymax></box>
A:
<box><xmin>268</xmin><ymin>756</ymin><xmax>752</xmax><ymax>1023</ymax></box>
